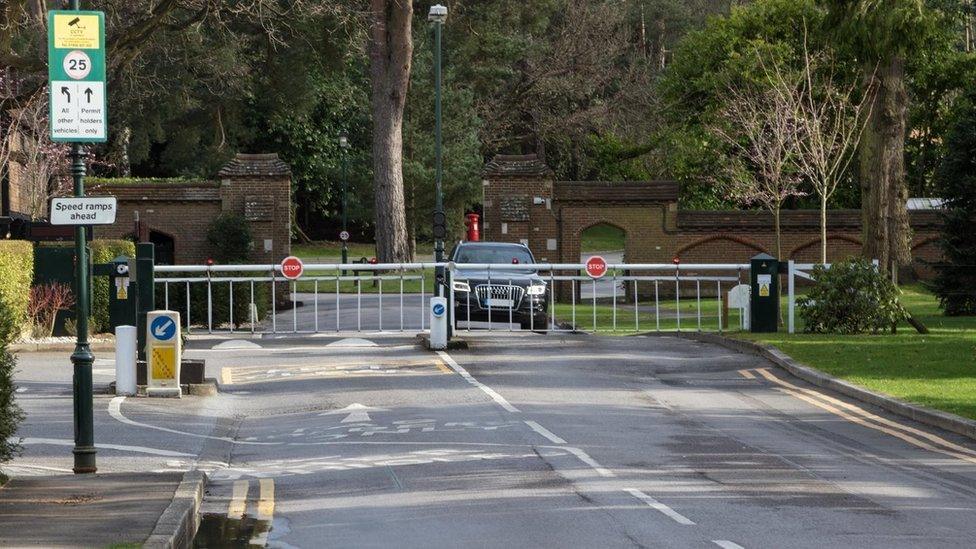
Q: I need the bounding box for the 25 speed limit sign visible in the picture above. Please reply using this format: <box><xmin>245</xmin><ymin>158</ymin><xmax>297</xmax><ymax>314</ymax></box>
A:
<box><xmin>62</xmin><ymin>50</ymin><xmax>92</xmax><ymax>79</ymax></box>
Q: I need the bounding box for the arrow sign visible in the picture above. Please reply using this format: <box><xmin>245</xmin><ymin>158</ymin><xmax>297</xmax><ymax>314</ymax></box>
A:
<box><xmin>61</xmin><ymin>86</ymin><xmax>71</xmax><ymax>102</ymax></box>
<box><xmin>319</xmin><ymin>403</ymin><xmax>386</xmax><ymax>423</ymax></box>
<box><xmin>84</xmin><ymin>88</ymin><xmax>93</xmax><ymax>103</ymax></box>
<box><xmin>150</xmin><ymin>316</ymin><xmax>177</xmax><ymax>341</ymax></box>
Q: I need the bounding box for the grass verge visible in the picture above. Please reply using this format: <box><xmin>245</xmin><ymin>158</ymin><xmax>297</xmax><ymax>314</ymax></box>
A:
<box><xmin>735</xmin><ymin>285</ymin><xmax>976</xmax><ymax>420</ymax></box>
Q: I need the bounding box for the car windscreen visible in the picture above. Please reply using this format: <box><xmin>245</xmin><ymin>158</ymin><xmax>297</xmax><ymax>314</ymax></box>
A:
<box><xmin>454</xmin><ymin>245</ymin><xmax>535</xmax><ymax>270</ymax></box>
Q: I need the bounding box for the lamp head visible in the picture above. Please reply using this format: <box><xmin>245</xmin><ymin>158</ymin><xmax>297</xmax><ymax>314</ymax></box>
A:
<box><xmin>428</xmin><ymin>4</ymin><xmax>447</xmax><ymax>23</ymax></box>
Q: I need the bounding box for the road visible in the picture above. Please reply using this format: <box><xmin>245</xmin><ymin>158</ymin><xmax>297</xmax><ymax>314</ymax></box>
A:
<box><xmin>173</xmin><ymin>333</ymin><xmax>976</xmax><ymax>548</ymax></box>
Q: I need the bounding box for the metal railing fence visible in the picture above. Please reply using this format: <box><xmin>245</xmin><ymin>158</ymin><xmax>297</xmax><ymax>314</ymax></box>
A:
<box><xmin>153</xmin><ymin>262</ymin><xmax>762</xmax><ymax>335</ymax></box>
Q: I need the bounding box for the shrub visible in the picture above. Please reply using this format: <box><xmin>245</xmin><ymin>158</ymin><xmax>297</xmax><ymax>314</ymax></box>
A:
<box><xmin>798</xmin><ymin>258</ymin><xmax>907</xmax><ymax>334</ymax></box>
<box><xmin>206</xmin><ymin>214</ymin><xmax>253</xmax><ymax>263</ymax></box>
<box><xmin>0</xmin><ymin>302</ymin><xmax>24</xmax><ymax>477</ymax></box>
<box><xmin>27</xmin><ymin>283</ymin><xmax>76</xmax><ymax>338</ymax></box>
<box><xmin>90</xmin><ymin>240</ymin><xmax>136</xmax><ymax>333</ymax></box>
<box><xmin>0</xmin><ymin>241</ymin><xmax>33</xmax><ymax>344</ymax></box>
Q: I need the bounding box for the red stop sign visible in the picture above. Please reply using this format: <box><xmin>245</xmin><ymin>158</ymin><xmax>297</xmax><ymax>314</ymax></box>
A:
<box><xmin>585</xmin><ymin>255</ymin><xmax>608</xmax><ymax>279</ymax></box>
<box><xmin>280</xmin><ymin>256</ymin><xmax>304</xmax><ymax>280</ymax></box>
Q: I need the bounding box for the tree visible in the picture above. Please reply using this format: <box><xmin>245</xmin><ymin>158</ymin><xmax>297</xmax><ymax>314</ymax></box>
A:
<box><xmin>786</xmin><ymin>40</ymin><xmax>872</xmax><ymax>263</ymax></box>
<box><xmin>709</xmin><ymin>73</ymin><xmax>804</xmax><ymax>260</ymax></box>
<box><xmin>368</xmin><ymin>0</ymin><xmax>412</xmax><ymax>262</ymax></box>
<box><xmin>824</xmin><ymin>0</ymin><xmax>934</xmax><ymax>276</ymax></box>
<box><xmin>931</xmin><ymin>90</ymin><xmax>976</xmax><ymax>315</ymax></box>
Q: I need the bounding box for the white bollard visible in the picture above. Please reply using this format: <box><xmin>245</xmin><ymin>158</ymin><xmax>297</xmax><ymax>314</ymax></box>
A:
<box><xmin>429</xmin><ymin>297</ymin><xmax>448</xmax><ymax>350</ymax></box>
<box><xmin>115</xmin><ymin>325</ymin><xmax>137</xmax><ymax>396</ymax></box>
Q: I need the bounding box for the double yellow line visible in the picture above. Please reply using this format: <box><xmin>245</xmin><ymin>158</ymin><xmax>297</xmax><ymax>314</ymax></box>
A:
<box><xmin>740</xmin><ymin>368</ymin><xmax>976</xmax><ymax>465</ymax></box>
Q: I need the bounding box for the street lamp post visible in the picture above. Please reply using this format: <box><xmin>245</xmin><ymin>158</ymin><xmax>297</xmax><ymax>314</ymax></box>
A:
<box><xmin>339</xmin><ymin>133</ymin><xmax>350</xmax><ymax>267</ymax></box>
<box><xmin>68</xmin><ymin>0</ymin><xmax>96</xmax><ymax>475</ymax></box>
<box><xmin>429</xmin><ymin>4</ymin><xmax>447</xmax><ymax>267</ymax></box>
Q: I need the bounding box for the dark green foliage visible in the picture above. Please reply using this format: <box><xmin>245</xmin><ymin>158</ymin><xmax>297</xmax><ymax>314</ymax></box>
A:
<box><xmin>206</xmin><ymin>214</ymin><xmax>253</xmax><ymax>264</ymax></box>
<box><xmin>931</xmin><ymin>90</ymin><xmax>976</xmax><ymax>315</ymax></box>
<box><xmin>0</xmin><ymin>307</ymin><xmax>24</xmax><ymax>472</ymax></box>
<box><xmin>799</xmin><ymin>258</ymin><xmax>908</xmax><ymax>334</ymax></box>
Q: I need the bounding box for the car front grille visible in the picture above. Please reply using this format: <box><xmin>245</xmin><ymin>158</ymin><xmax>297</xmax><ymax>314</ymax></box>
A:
<box><xmin>475</xmin><ymin>284</ymin><xmax>525</xmax><ymax>308</ymax></box>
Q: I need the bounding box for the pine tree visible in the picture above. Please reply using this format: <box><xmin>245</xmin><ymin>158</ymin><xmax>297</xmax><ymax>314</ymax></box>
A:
<box><xmin>932</xmin><ymin>91</ymin><xmax>976</xmax><ymax>315</ymax></box>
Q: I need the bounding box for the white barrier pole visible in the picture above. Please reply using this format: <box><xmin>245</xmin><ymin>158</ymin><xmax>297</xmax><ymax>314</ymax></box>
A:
<box><xmin>788</xmin><ymin>260</ymin><xmax>796</xmax><ymax>334</ymax></box>
<box><xmin>115</xmin><ymin>325</ymin><xmax>137</xmax><ymax>396</ymax></box>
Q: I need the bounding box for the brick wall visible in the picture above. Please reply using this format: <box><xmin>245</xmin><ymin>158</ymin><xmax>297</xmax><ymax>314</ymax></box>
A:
<box><xmin>482</xmin><ymin>154</ymin><xmax>944</xmax><ymax>286</ymax></box>
<box><xmin>88</xmin><ymin>153</ymin><xmax>291</xmax><ymax>265</ymax></box>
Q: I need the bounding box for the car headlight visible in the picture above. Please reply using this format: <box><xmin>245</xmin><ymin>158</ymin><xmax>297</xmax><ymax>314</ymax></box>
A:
<box><xmin>526</xmin><ymin>284</ymin><xmax>546</xmax><ymax>296</ymax></box>
<box><xmin>452</xmin><ymin>281</ymin><xmax>471</xmax><ymax>293</ymax></box>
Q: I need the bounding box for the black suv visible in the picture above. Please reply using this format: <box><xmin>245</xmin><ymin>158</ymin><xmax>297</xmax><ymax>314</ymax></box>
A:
<box><xmin>449</xmin><ymin>242</ymin><xmax>549</xmax><ymax>330</ymax></box>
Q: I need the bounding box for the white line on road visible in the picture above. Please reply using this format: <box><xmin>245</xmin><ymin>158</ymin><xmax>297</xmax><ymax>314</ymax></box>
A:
<box><xmin>525</xmin><ymin>420</ymin><xmax>566</xmax><ymax>444</ymax></box>
<box><xmin>564</xmin><ymin>446</ymin><xmax>615</xmax><ymax>477</ymax></box>
<box><xmin>14</xmin><ymin>387</ymin><xmax>27</xmax><ymax>393</ymax></box>
<box><xmin>712</xmin><ymin>541</ymin><xmax>745</xmax><ymax>549</ymax></box>
<box><xmin>436</xmin><ymin>351</ymin><xmax>520</xmax><ymax>413</ymax></box>
<box><xmin>624</xmin><ymin>488</ymin><xmax>696</xmax><ymax>525</ymax></box>
<box><xmin>21</xmin><ymin>437</ymin><xmax>195</xmax><ymax>457</ymax></box>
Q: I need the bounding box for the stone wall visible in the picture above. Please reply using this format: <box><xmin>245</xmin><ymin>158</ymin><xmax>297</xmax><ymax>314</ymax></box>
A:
<box><xmin>483</xmin><ymin>154</ymin><xmax>943</xmax><ymax>280</ymax></box>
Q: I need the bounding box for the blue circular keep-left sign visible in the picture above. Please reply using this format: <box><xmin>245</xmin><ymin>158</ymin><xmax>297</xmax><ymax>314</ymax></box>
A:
<box><xmin>151</xmin><ymin>316</ymin><xmax>177</xmax><ymax>341</ymax></box>
<box><xmin>432</xmin><ymin>303</ymin><xmax>446</xmax><ymax>318</ymax></box>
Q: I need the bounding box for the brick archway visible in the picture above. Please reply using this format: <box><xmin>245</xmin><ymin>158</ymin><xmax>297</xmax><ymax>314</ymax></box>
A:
<box><xmin>790</xmin><ymin>235</ymin><xmax>862</xmax><ymax>263</ymax></box>
<box><xmin>675</xmin><ymin>235</ymin><xmax>769</xmax><ymax>261</ymax></box>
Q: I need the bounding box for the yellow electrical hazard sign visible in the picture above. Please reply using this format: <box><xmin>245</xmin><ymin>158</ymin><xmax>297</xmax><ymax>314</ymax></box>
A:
<box><xmin>53</xmin><ymin>14</ymin><xmax>101</xmax><ymax>49</ymax></box>
<box><xmin>759</xmin><ymin>283</ymin><xmax>770</xmax><ymax>297</ymax></box>
<box><xmin>151</xmin><ymin>346</ymin><xmax>177</xmax><ymax>380</ymax></box>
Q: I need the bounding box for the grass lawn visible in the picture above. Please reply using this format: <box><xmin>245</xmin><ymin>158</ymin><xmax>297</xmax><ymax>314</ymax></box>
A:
<box><xmin>736</xmin><ymin>285</ymin><xmax>976</xmax><ymax>420</ymax></box>
<box><xmin>553</xmin><ymin>294</ymin><xmax>741</xmax><ymax>334</ymax></box>
<box><xmin>581</xmin><ymin>224</ymin><xmax>625</xmax><ymax>252</ymax></box>
<box><xmin>292</xmin><ymin>241</ymin><xmax>377</xmax><ymax>261</ymax></box>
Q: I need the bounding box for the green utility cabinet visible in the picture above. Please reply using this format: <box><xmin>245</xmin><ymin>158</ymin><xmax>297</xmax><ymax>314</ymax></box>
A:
<box><xmin>92</xmin><ymin>255</ymin><xmax>136</xmax><ymax>332</ymax></box>
<box><xmin>750</xmin><ymin>253</ymin><xmax>779</xmax><ymax>333</ymax></box>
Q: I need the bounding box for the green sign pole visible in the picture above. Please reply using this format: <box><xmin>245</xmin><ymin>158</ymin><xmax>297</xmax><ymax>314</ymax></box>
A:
<box><xmin>49</xmin><ymin>0</ymin><xmax>107</xmax><ymax>474</ymax></box>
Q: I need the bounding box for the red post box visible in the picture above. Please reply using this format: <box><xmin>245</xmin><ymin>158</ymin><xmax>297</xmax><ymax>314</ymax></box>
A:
<box><xmin>464</xmin><ymin>213</ymin><xmax>480</xmax><ymax>242</ymax></box>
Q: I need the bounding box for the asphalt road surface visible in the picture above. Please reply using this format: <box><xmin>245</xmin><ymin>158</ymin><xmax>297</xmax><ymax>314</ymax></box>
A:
<box><xmin>186</xmin><ymin>333</ymin><xmax>976</xmax><ymax>548</ymax></box>
<box><xmin>11</xmin><ymin>333</ymin><xmax>976</xmax><ymax>548</ymax></box>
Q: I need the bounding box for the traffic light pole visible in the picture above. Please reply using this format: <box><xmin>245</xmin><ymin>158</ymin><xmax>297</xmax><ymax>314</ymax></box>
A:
<box><xmin>69</xmin><ymin>0</ymin><xmax>96</xmax><ymax>474</ymax></box>
<box><xmin>341</xmin><ymin>146</ymin><xmax>349</xmax><ymax>267</ymax></box>
<box><xmin>433</xmin><ymin>18</ymin><xmax>444</xmax><ymax>265</ymax></box>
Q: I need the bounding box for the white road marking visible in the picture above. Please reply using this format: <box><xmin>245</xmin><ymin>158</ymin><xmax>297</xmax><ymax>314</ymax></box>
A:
<box><xmin>228</xmin><ymin>479</ymin><xmax>249</xmax><ymax>518</ymax></box>
<box><xmin>21</xmin><ymin>436</ymin><xmax>194</xmax><ymax>457</ymax></box>
<box><xmin>563</xmin><ymin>446</ymin><xmax>615</xmax><ymax>477</ymax></box>
<box><xmin>213</xmin><ymin>339</ymin><xmax>263</xmax><ymax>350</ymax></box>
<box><xmin>14</xmin><ymin>387</ymin><xmax>27</xmax><ymax>393</ymax></box>
<box><xmin>437</xmin><ymin>351</ymin><xmax>519</xmax><ymax>413</ymax></box>
<box><xmin>712</xmin><ymin>541</ymin><xmax>745</xmax><ymax>549</ymax></box>
<box><xmin>525</xmin><ymin>420</ymin><xmax>566</xmax><ymax>444</ymax></box>
<box><xmin>624</xmin><ymin>488</ymin><xmax>696</xmax><ymax>525</ymax></box>
<box><xmin>319</xmin><ymin>403</ymin><xmax>386</xmax><ymax>423</ymax></box>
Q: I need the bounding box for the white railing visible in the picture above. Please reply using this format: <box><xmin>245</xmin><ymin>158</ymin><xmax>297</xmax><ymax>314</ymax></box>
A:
<box><xmin>153</xmin><ymin>262</ymin><xmax>754</xmax><ymax>335</ymax></box>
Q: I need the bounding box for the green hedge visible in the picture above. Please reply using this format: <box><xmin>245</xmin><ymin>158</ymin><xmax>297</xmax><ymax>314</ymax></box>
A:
<box><xmin>90</xmin><ymin>240</ymin><xmax>136</xmax><ymax>334</ymax></box>
<box><xmin>0</xmin><ymin>241</ymin><xmax>33</xmax><ymax>344</ymax></box>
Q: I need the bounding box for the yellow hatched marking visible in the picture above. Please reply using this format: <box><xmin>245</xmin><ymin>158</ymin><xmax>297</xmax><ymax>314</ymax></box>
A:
<box><xmin>755</xmin><ymin>368</ymin><xmax>976</xmax><ymax>465</ymax></box>
<box><xmin>434</xmin><ymin>360</ymin><xmax>452</xmax><ymax>375</ymax></box>
<box><xmin>227</xmin><ymin>480</ymin><xmax>249</xmax><ymax>518</ymax></box>
<box><xmin>737</xmin><ymin>369</ymin><xmax>756</xmax><ymax>379</ymax></box>
<box><xmin>257</xmin><ymin>479</ymin><xmax>275</xmax><ymax>520</ymax></box>
<box><xmin>220</xmin><ymin>367</ymin><xmax>234</xmax><ymax>385</ymax></box>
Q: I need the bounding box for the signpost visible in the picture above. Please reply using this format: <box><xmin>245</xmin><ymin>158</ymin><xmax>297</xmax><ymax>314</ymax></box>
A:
<box><xmin>339</xmin><ymin>230</ymin><xmax>350</xmax><ymax>242</ymax></box>
<box><xmin>280</xmin><ymin>256</ymin><xmax>304</xmax><ymax>280</ymax></box>
<box><xmin>48</xmin><ymin>10</ymin><xmax>107</xmax><ymax>143</ymax></box>
<box><xmin>585</xmin><ymin>256</ymin><xmax>608</xmax><ymax>279</ymax></box>
<box><xmin>49</xmin><ymin>197</ymin><xmax>117</xmax><ymax>225</ymax></box>
<box><xmin>49</xmin><ymin>2</ymin><xmax>107</xmax><ymax>475</ymax></box>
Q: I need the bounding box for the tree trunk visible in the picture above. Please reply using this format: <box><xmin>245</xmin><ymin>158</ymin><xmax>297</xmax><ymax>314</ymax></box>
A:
<box><xmin>368</xmin><ymin>0</ymin><xmax>412</xmax><ymax>263</ymax></box>
<box><xmin>773</xmin><ymin>206</ymin><xmax>782</xmax><ymax>261</ymax></box>
<box><xmin>860</xmin><ymin>57</ymin><xmax>911</xmax><ymax>274</ymax></box>
<box><xmin>820</xmin><ymin>193</ymin><xmax>828</xmax><ymax>264</ymax></box>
